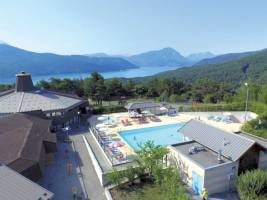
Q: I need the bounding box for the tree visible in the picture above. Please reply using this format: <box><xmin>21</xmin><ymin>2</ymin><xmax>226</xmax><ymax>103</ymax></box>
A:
<box><xmin>134</xmin><ymin>84</ymin><xmax>148</xmax><ymax>97</ymax></box>
<box><xmin>0</xmin><ymin>84</ymin><xmax>14</xmax><ymax>92</ymax></box>
<box><xmin>105</xmin><ymin>79</ymin><xmax>124</xmax><ymax>99</ymax></box>
<box><xmin>161</xmin><ymin>168</ymin><xmax>190</xmax><ymax>200</ymax></box>
<box><xmin>135</xmin><ymin>140</ymin><xmax>169</xmax><ymax>178</ymax></box>
<box><xmin>158</xmin><ymin>90</ymin><xmax>169</xmax><ymax>102</ymax></box>
<box><xmin>169</xmin><ymin>94</ymin><xmax>180</xmax><ymax>103</ymax></box>
<box><xmin>259</xmin><ymin>85</ymin><xmax>267</xmax><ymax>104</ymax></box>
<box><xmin>124</xmin><ymin>80</ymin><xmax>135</xmax><ymax>96</ymax></box>
<box><xmin>236</xmin><ymin>169</ymin><xmax>267</xmax><ymax>200</ymax></box>
<box><xmin>84</xmin><ymin>72</ymin><xmax>106</xmax><ymax>105</ymax></box>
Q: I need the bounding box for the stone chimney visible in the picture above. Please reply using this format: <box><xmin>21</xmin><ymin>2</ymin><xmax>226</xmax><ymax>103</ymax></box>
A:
<box><xmin>15</xmin><ymin>72</ymin><xmax>35</xmax><ymax>92</ymax></box>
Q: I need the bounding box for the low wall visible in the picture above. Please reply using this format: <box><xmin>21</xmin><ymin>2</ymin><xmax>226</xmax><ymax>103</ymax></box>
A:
<box><xmin>83</xmin><ymin>135</ymin><xmax>106</xmax><ymax>186</ymax></box>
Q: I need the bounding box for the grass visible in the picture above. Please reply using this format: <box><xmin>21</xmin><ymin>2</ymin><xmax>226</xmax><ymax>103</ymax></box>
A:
<box><xmin>110</xmin><ymin>182</ymin><xmax>165</xmax><ymax>200</ymax></box>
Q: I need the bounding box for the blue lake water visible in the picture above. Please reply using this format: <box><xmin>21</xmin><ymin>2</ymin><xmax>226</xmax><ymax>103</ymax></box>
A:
<box><xmin>0</xmin><ymin>66</ymin><xmax>178</xmax><ymax>84</ymax></box>
<box><xmin>119</xmin><ymin>123</ymin><xmax>187</xmax><ymax>150</ymax></box>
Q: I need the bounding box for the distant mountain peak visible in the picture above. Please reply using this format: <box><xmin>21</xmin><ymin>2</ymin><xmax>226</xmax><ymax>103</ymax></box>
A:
<box><xmin>85</xmin><ymin>52</ymin><xmax>110</xmax><ymax>57</ymax></box>
<box><xmin>0</xmin><ymin>40</ymin><xmax>8</xmax><ymax>45</ymax></box>
<box><xmin>186</xmin><ymin>52</ymin><xmax>215</xmax><ymax>62</ymax></box>
<box><xmin>125</xmin><ymin>47</ymin><xmax>189</xmax><ymax>67</ymax></box>
<box><xmin>161</xmin><ymin>47</ymin><xmax>177</xmax><ymax>51</ymax></box>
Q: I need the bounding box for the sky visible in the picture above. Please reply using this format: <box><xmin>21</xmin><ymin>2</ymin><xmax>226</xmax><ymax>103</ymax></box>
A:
<box><xmin>1</xmin><ymin>0</ymin><xmax>267</xmax><ymax>56</ymax></box>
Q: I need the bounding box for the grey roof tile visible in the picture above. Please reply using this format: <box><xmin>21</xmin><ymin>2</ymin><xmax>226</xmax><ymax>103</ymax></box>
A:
<box><xmin>179</xmin><ymin>119</ymin><xmax>255</xmax><ymax>161</ymax></box>
<box><xmin>126</xmin><ymin>102</ymin><xmax>159</xmax><ymax>110</ymax></box>
<box><xmin>0</xmin><ymin>164</ymin><xmax>54</xmax><ymax>200</ymax></box>
<box><xmin>0</xmin><ymin>89</ymin><xmax>84</xmax><ymax>113</ymax></box>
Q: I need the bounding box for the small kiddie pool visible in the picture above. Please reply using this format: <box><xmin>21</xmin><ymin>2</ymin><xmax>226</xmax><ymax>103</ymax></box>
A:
<box><xmin>97</xmin><ymin>116</ymin><xmax>114</xmax><ymax>123</ymax></box>
<box><xmin>119</xmin><ymin>123</ymin><xmax>188</xmax><ymax>150</ymax></box>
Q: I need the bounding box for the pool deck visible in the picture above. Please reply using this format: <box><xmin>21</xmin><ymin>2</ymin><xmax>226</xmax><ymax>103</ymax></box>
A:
<box><xmin>88</xmin><ymin>112</ymin><xmax>244</xmax><ymax>162</ymax></box>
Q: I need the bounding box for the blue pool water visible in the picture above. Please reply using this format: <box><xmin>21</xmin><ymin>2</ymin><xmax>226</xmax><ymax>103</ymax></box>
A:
<box><xmin>98</xmin><ymin>116</ymin><xmax>114</xmax><ymax>123</ymax></box>
<box><xmin>120</xmin><ymin>123</ymin><xmax>187</xmax><ymax>150</ymax></box>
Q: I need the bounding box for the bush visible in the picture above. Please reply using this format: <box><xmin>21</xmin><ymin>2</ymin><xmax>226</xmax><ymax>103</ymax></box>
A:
<box><xmin>236</xmin><ymin>170</ymin><xmax>267</xmax><ymax>200</ymax></box>
<box><xmin>123</xmin><ymin>166</ymin><xmax>137</xmax><ymax>185</ymax></box>
<box><xmin>107</xmin><ymin>169</ymin><xmax>125</xmax><ymax>188</ymax></box>
<box><xmin>169</xmin><ymin>94</ymin><xmax>179</xmax><ymax>103</ymax></box>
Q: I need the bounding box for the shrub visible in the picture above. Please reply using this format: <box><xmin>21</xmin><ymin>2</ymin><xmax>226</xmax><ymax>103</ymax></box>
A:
<box><xmin>123</xmin><ymin>166</ymin><xmax>137</xmax><ymax>185</ymax></box>
<box><xmin>169</xmin><ymin>94</ymin><xmax>179</xmax><ymax>103</ymax></box>
<box><xmin>236</xmin><ymin>170</ymin><xmax>267</xmax><ymax>200</ymax></box>
<box><xmin>107</xmin><ymin>169</ymin><xmax>125</xmax><ymax>188</ymax></box>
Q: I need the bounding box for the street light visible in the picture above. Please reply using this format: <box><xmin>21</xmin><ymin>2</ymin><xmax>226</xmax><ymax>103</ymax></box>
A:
<box><xmin>244</xmin><ymin>82</ymin><xmax>249</xmax><ymax>122</ymax></box>
<box><xmin>77</xmin><ymin>111</ymin><xmax>81</xmax><ymax>127</ymax></box>
<box><xmin>63</xmin><ymin>126</ymin><xmax>71</xmax><ymax>141</ymax></box>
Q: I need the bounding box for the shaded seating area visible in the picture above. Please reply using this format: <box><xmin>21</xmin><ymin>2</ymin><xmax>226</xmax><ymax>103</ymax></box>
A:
<box><xmin>126</xmin><ymin>102</ymin><xmax>160</xmax><ymax>115</ymax></box>
<box><xmin>125</xmin><ymin>101</ymin><xmax>177</xmax><ymax>116</ymax></box>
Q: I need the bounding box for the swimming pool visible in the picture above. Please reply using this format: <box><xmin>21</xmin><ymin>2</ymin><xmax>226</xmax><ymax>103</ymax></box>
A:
<box><xmin>120</xmin><ymin>123</ymin><xmax>188</xmax><ymax>150</ymax></box>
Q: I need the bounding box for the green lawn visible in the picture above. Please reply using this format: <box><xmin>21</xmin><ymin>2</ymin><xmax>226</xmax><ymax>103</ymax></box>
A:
<box><xmin>110</xmin><ymin>183</ymin><xmax>166</xmax><ymax>200</ymax></box>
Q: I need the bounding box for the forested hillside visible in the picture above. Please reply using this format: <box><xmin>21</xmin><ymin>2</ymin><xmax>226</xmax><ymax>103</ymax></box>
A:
<box><xmin>147</xmin><ymin>49</ymin><xmax>267</xmax><ymax>86</ymax></box>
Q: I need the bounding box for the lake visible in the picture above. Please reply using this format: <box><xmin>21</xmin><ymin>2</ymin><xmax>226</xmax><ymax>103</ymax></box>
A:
<box><xmin>0</xmin><ymin>66</ymin><xmax>178</xmax><ymax>84</ymax></box>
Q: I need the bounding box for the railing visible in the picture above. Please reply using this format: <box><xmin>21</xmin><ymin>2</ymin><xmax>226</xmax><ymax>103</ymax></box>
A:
<box><xmin>89</xmin><ymin>124</ymin><xmax>132</xmax><ymax>166</ymax></box>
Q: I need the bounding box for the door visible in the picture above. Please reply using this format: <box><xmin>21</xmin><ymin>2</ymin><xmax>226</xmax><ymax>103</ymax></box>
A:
<box><xmin>192</xmin><ymin>171</ymin><xmax>203</xmax><ymax>195</ymax></box>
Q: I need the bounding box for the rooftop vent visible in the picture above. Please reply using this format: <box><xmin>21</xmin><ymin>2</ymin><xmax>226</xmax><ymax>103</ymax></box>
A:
<box><xmin>217</xmin><ymin>149</ymin><xmax>223</xmax><ymax>163</ymax></box>
<box><xmin>188</xmin><ymin>146</ymin><xmax>206</xmax><ymax>154</ymax></box>
<box><xmin>15</xmin><ymin>72</ymin><xmax>35</xmax><ymax>92</ymax></box>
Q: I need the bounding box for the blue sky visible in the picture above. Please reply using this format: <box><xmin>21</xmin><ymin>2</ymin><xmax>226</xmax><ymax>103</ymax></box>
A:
<box><xmin>1</xmin><ymin>0</ymin><xmax>267</xmax><ymax>55</ymax></box>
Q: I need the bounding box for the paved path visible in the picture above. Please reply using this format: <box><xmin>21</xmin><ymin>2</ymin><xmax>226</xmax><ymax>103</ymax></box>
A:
<box><xmin>41</xmin><ymin>127</ymin><xmax>106</xmax><ymax>200</ymax></box>
<box><xmin>70</xmin><ymin>133</ymin><xmax>106</xmax><ymax>200</ymax></box>
<box><xmin>41</xmin><ymin>141</ymin><xmax>88</xmax><ymax>200</ymax></box>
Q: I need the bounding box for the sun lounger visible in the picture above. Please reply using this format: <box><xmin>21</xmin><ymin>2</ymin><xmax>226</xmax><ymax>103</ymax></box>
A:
<box><xmin>110</xmin><ymin>148</ymin><xmax>122</xmax><ymax>155</ymax></box>
<box><xmin>125</xmin><ymin>119</ymin><xmax>131</xmax><ymax>125</ymax></box>
<box><xmin>150</xmin><ymin>116</ymin><xmax>161</xmax><ymax>122</ymax></box>
<box><xmin>101</xmin><ymin>140</ymin><xmax>112</xmax><ymax>146</ymax></box>
<box><xmin>207</xmin><ymin>115</ymin><xmax>215</xmax><ymax>120</ymax></box>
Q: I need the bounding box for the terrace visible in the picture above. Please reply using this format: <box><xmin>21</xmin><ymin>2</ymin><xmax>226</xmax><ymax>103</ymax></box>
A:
<box><xmin>87</xmin><ymin>110</ymin><xmax>248</xmax><ymax>168</ymax></box>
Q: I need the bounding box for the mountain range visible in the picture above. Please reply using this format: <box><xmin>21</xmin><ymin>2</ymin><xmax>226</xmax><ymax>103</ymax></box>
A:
<box><xmin>125</xmin><ymin>47</ymin><xmax>191</xmax><ymax>67</ymax></box>
<box><xmin>143</xmin><ymin>48</ymin><xmax>267</xmax><ymax>86</ymax></box>
<box><xmin>0</xmin><ymin>44</ymin><xmax>137</xmax><ymax>79</ymax></box>
<box><xmin>0</xmin><ymin>44</ymin><xmax>214</xmax><ymax>79</ymax></box>
<box><xmin>1</xmin><ymin>42</ymin><xmax>266</xmax><ymax>86</ymax></box>
<box><xmin>87</xmin><ymin>48</ymin><xmax>215</xmax><ymax>67</ymax></box>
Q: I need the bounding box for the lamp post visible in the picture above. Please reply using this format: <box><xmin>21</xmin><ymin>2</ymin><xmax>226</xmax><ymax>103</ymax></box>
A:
<box><xmin>77</xmin><ymin>111</ymin><xmax>81</xmax><ymax>127</ymax></box>
<box><xmin>63</xmin><ymin>126</ymin><xmax>71</xmax><ymax>141</ymax></box>
<box><xmin>244</xmin><ymin>82</ymin><xmax>249</xmax><ymax>122</ymax></box>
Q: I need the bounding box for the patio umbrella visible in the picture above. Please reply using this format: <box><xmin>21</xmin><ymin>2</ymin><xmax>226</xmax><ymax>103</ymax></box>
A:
<box><xmin>98</xmin><ymin>127</ymin><xmax>108</xmax><ymax>132</ymax></box>
<box><xmin>223</xmin><ymin>112</ymin><xmax>232</xmax><ymax>116</ymax></box>
<box><xmin>97</xmin><ymin>116</ymin><xmax>106</xmax><ymax>121</ymax></box>
<box><xmin>160</xmin><ymin>107</ymin><xmax>167</xmax><ymax>111</ymax></box>
<box><xmin>96</xmin><ymin>124</ymin><xmax>105</xmax><ymax>128</ymax></box>
<box><xmin>110</xmin><ymin>141</ymin><xmax>125</xmax><ymax>148</ymax></box>
<box><xmin>141</xmin><ymin>110</ymin><xmax>149</xmax><ymax>114</ymax></box>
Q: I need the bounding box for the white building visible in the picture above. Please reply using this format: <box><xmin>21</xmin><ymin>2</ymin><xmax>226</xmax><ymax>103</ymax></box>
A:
<box><xmin>167</xmin><ymin>119</ymin><xmax>267</xmax><ymax>195</ymax></box>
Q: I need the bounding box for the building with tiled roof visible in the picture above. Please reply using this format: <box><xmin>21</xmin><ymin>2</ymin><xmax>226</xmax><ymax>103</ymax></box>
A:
<box><xmin>0</xmin><ymin>72</ymin><xmax>89</xmax><ymax>130</ymax></box>
<box><xmin>0</xmin><ymin>113</ymin><xmax>57</xmax><ymax>181</ymax></box>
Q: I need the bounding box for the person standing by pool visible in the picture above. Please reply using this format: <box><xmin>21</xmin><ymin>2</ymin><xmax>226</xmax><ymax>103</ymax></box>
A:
<box><xmin>202</xmin><ymin>188</ymin><xmax>208</xmax><ymax>200</ymax></box>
